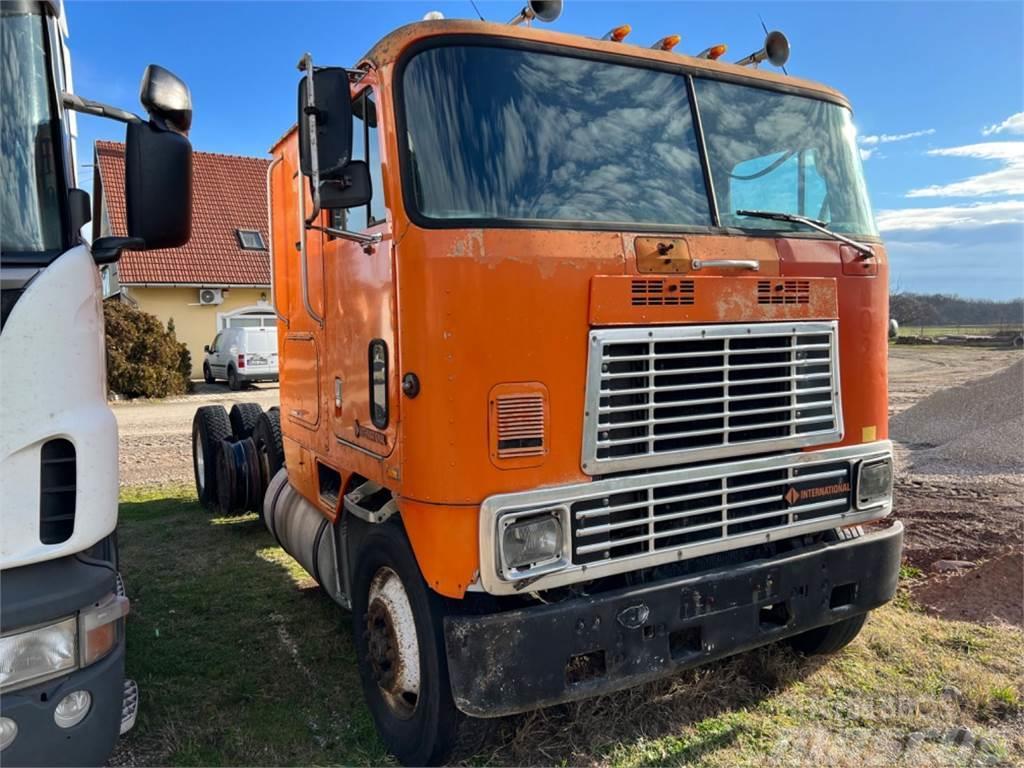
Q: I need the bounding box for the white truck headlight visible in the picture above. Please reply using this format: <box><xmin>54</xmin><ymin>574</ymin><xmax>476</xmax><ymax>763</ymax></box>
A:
<box><xmin>499</xmin><ymin>508</ymin><xmax>567</xmax><ymax>578</ymax></box>
<box><xmin>0</xmin><ymin>617</ymin><xmax>77</xmax><ymax>693</ymax></box>
<box><xmin>856</xmin><ymin>457</ymin><xmax>893</xmax><ymax>509</ymax></box>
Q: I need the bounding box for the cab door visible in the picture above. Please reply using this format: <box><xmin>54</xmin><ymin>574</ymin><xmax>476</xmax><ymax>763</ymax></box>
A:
<box><xmin>323</xmin><ymin>85</ymin><xmax>398</xmax><ymax>458</ymax></box>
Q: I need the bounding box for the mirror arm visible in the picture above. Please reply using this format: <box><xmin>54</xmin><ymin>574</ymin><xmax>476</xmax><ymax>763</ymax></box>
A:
<box><xmin>309</xmin><ymin>225</ymin><xmax>382</xmax><ymax>254</ymax></box>
<box><xmin>61</xmin><ymin>92</ymin><xmax>141</xmax><ymax>124</ymax></box>
<box><xmin>297</xmin><ymin>53</ymin><xmax>324</xmax><ymax>227</ymax></box>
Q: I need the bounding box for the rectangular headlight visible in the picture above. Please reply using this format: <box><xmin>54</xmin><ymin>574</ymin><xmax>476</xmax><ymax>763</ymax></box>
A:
<box><xmin>856</xmin><ymin>457</ymin><xmax>893</xmax><ymax>509</ymax></box>
<box><xmin>499</xmin><ymin>508</ymin><xmax>567</xmax><ymax>579</ymax></box>
<box><xmin>0</xmin><ymin>617</ymin><xmax>77</xmax><ymax>693</ymax></box>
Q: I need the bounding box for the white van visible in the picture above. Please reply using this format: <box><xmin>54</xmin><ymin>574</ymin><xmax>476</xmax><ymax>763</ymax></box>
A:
<box><xmin>203</xmin><ymin>326</ymin><xmax>279</xmax><ymax>389</ymax></box>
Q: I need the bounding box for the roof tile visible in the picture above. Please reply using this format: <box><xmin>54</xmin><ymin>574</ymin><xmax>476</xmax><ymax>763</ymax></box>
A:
<box><xmin>95</xmin><ymin>141</ymin><xmax>271</xmax><ymax>285</ymax></box>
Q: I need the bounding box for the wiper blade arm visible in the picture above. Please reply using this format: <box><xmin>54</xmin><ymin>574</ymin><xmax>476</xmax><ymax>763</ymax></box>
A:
<box><xmin>737</xmin><ymin>209</ymin><xmax>875</xmax><ymax>259</ymax></box>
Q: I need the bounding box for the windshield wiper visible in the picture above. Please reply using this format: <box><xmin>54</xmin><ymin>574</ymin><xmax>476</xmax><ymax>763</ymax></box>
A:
<box><xmin>736</xmin><ymin>210</ymin><xmax>875</xmax><ymax>259</ymax></box>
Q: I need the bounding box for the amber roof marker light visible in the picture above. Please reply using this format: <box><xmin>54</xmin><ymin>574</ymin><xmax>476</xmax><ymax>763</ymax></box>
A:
<box><xmin>736</xmin><ymin>29</ymin><xmax>790</xmax><ymax>69</ymax></box>
<box><xmin>651</xmin><ymin>34</ymin><xmax>681</xmax><ymax>51</ymax></box>
<box><xmin>509</xmin><ymin>0</ymin><xmax>563</xmax><ymax>25</ymax></box>
<box><xmin>696</xmin><ymin>44</ymin><xmax>728</xmax><ymax>60</ymax></box>
<box><xmin>602</xmin><ymin>24</ymin><xmax>632</xmax><ymax>42</ymax></box>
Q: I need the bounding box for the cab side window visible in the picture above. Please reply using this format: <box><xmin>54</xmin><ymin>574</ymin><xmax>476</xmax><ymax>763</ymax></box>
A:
<box><xmin>334</xmin><ymin>88</ymin><xmax>384</xmax><ymax>233</ymax></box>
<box><xmin>210</xmin><ymin>333</ymin><xmax>221</xmax><ymax>353</ymax></box>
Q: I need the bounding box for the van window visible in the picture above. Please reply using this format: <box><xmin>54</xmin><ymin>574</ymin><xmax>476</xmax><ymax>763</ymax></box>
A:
<box><xmin>243</xmin><ymin>328</ymin><xmax>277</xmax><ymax>353</ymax></box>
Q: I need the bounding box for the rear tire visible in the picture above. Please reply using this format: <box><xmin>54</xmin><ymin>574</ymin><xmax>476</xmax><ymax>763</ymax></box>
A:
<box><xmin>253</xmin><ymin>407</ymin><xmax>284</xmax><ymax>499</ymax></box>
<box><xmin>351</xmin><ymin>521</ymin><xmax>461</xmax><ymax>766</ymax></box>
<box><xmin>228</xmin><ymin>366</ymin><xmax>241</xmax><ymax>391</ymax></box>
<box><xmin>203</xmin><ymin>363</ymin><xmax>215</xmax><ymax>384</ymax></box>
<box><xmin>229</xmin><ymin>402</ymin><xmax>263</xmax><ymax>440</ymax></box>
<box><xmin>789</xmin><ymin>612</ymin><xmax>868</xmax><ymax>656</ymax></box>
<box><xmin>192</xmin><ymin>406</ymin><xmax>231</xmax><ymax>509</ymax></box>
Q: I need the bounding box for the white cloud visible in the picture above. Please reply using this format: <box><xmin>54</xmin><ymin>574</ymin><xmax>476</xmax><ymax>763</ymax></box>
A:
<box><xmin>906</xmin><ymin>141</ymin><xmax>1024</xmax><ymax>198</ymax></box>
<box><xmin>982</xmin><ymin>112</ymin><xmax>1024</xmax><ymax>136</ymax></box>
<box><xmin>859</xmin><ymin>128</ymin><xmax>935</xmax><ymax>146</ymax></box>
<box><xmin>876</xmin><ymin>200</ymin><xmax>1024</xmax><ymax>232</ymax></box>
<box><xmin>859</xmin><ymin>148</ymin><xmax>875</xmax><ymax>161</ymax></box>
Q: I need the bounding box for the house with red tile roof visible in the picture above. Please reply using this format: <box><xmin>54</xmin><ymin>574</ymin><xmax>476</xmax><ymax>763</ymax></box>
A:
<box><xmin>93</xmin><ymin>141</ymin><xmax>273</xmax><ymax>377</ymax></box>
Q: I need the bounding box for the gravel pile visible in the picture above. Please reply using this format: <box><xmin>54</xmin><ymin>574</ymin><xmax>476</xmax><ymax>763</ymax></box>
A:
<box><xmin>891</xmin><ymin>359</ymin><xmax>1024</xmax><ymax>475</ymax></box>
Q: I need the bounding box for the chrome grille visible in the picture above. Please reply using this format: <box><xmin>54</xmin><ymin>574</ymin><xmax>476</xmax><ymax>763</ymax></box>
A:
<box><xmin>582</xmin><ymin>322</ymin><xmax>842</xmax><ymax>474</ymax></box>
<box><xmin>571</xmin><ymin>460</ymin><xmax>851</xmax><ymax>565</ymax></box>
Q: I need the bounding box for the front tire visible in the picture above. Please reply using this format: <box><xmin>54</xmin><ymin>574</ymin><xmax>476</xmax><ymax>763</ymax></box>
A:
<box><xmin>203</xmin><ymin>363</ymin><xmax>215</xmax><ymax>384</ymax></box>
<box><xmin>351</xmin><ymin>522</ymin><xmax>461</xmax><ymax>766</ymax></box>
<box><xmin>789</xmin><ymin>612</ymin><xmax>868</xmax><ymax>656</ymax></box>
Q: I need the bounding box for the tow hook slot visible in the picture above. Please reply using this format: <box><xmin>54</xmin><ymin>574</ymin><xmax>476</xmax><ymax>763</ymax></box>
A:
<box><xmin>616</xmin><ymin>603</ymin><xmax>650</xmax><ymax>629</ymax></box>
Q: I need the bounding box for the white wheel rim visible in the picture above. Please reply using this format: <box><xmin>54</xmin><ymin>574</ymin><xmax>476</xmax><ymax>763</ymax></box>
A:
<box><xmin>366</xmin><ymin>566</ymin><xmax>421</xmax><ymax>719</ymax></box>
<box><xmin>195</xmin><ymin>431</ymin><xmax>205</xmax><ymax>491</ymax></box>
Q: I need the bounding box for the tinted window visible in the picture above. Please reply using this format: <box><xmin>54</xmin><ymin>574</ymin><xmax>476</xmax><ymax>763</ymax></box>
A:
<box><xmin>695</xmin><ymin>78</ymin><xmax>876</xmax><ymax>236</ymax></box>
<box><xmin>402</xmin><ymin>45</ymin><xmax>710</xmax><ymax>227</ymax></box>
<box><xmin>338</xmin><ymin>88</ymin><xmax>385</xmax><ymax>233</ymax></box>
<box><xmin>1</xmin><ymin>9</ymin><xmax>63</xmax><ymax>255</ymax></box>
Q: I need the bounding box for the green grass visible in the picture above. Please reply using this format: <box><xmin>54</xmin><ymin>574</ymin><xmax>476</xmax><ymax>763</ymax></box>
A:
<box><xmin>116</xmin><ymin>488</ymin><xmax>1024</xmax><ymax>767</ymax></box>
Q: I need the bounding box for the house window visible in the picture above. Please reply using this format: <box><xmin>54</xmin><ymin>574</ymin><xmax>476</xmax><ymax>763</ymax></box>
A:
<box><xmin>237</xmin><ymin>229</ymin><xmax>266</xmax><ymax>250</ymax></box>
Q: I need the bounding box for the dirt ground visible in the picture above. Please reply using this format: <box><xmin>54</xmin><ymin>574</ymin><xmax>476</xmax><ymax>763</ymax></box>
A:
<box><xmin>886</xmin><ymin>346</ymin><xmax>1023</xmax><ymax>627</ymax></box>
<box><xmin>113</xmin><ymin>382</ymin><xmax>280</xmax><ymax>487</ymax></box>
<box><xmin>113</xmin><ymin>347</ymin><xmax>1023</xmax><ymax>626</ymax></box>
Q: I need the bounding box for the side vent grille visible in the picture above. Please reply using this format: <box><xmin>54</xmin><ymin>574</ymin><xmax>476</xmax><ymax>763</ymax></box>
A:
<box><xmin>496</xmin><ymin>395</ymin><xmax>546</xmax><ymax>458</ymax></box>
<box><xmin>40</xmin><ymin>439</ymin><xmax>76</xmax><ymax>544</ymax></box>
<box><xmin>758</xmin><ymin>280</ymin><xmax>811</xmax><ymax>305</ymax></box>
<box><xmin>631</xmin><ymin>279</ymin><xmax>695</xmax><ymax>307</ymax></box>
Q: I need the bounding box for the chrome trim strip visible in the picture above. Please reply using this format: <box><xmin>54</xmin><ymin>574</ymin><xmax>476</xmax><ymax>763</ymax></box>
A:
<box><xmin>479</xmin><ymin>440</ymin><xmax>892</xmax><ymax>595</ymax></box>
<box><xmin>581</xmin><ymin>321</ymin><xmax>843</xmax><ymax>475</ymax></box>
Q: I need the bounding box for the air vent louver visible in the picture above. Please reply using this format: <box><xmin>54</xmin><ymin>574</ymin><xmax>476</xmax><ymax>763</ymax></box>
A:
<box><xmin>40</xmin><ymin>438</ymin><xmax>76</xmax><ymax>544</ymax></box>
<box><xmin>495</xmin><ymin>395</ymin><xmax>546</xmax><ymax>458</ymax></box>
<box><xmin>758</xmin><ymin>280</ymin><xmax>811</xmax><ymax>305</ymax></box>
<box><xmin>631</xmin><ymin>279</ymin><xmax>695</xmax><ymax>307</ymax></box>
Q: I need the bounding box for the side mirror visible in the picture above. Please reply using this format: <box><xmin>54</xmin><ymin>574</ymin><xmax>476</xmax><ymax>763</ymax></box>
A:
<box><xmin>320</xmin><ymin>160</ymin><xmax>372</xmax><ymax>211</ymax></box>
<box><xmin>298</xmin><ymin>67</ymin><xmax>353</xmax><ymax>180</ymax></box>
<box><xmin>125</xmin><ymin>120</ymin><xmax>192</xmax><ymax>249</ymax></box>
<box><xmin>204</xmin><ymin>345</ymin><xmax>211</xmax><ymax>353</ymax></box>
<box><xmin>139</xmin><ymin>65</ymin><xmax>192</xmax><ymax>135</ymax></box>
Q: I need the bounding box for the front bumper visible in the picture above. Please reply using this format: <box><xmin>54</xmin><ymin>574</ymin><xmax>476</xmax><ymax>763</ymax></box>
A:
<box><xmin>445</xmin><ymin>520</ymin><xmax>902</xmax><ymax>717</ymax></box>
<box><xmin>1</xmin><ymin>636</ymin><xmax>126</xmax><ymax>767</ymax></box>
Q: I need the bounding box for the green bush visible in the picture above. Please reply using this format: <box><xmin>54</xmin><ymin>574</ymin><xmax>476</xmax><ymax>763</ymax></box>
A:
<box><xmin>104</xmin><ymin>301</ymin><xmax>191</xmax><ymax>398</ymax></box>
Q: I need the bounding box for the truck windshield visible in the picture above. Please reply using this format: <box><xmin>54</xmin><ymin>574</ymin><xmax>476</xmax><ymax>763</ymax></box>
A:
<box><xmin>401</xmin><ymin>45</ymin><xmax>710</xmax><ymax>228</ymax></box>
<box><xmin>694</xmin><ymin>78</ymin><xmax>877</xmax><ymax>236</ymax></box>
<box><xmin>400</xmin><ymin>44</ymin><xmax>877</xmax><ymax>238</ymax></box>
<box><xmin>1</xmin><ymin>7</ymin><xmax>64</xmax><ymax>257</ymax></box>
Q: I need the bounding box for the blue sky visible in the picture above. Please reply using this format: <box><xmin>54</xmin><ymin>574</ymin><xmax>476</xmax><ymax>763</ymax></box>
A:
<box><xmin>67</xmin><ymin>1</ymin><xmax>1023</xmax><ymax>299</ymax></box>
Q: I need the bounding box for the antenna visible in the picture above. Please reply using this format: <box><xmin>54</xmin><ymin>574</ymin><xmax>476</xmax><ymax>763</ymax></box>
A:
<box><xmin>468</xmin><ymin>0</ymin><xmax>485</xmax><ymax>20</ymax></box>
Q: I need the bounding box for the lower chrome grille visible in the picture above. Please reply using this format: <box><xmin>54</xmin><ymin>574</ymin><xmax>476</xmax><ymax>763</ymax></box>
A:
<box><xmin>571</xmin><ymin>460</ymin><xmax>851</xmax><ymax>564</ymax></box>
<box><xmin>582</xmin><ymin>322</ymin><xmax>843</xmax><ymax>474</ymax></box>
<box><xmin>478</xmin><ymin>442</ymin><xmax>893</xmax><ymax>595</ymax></box>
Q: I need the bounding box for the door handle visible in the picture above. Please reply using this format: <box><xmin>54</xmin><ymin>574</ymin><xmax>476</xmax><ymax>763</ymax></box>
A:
<box><xmin>691</xmin><ymin>259</ymin><xmax>760</xmax><ymax>271</ymax></box>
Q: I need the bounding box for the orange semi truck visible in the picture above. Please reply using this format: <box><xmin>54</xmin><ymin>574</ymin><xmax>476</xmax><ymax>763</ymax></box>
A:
<box><xmin>192</xmin><ymin>5</ymin><xmax>901</xmax><ymax>764</ymax></box>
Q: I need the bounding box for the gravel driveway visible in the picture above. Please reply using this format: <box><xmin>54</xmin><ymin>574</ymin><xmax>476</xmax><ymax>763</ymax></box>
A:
<box><xmin>113</xmin><ymin>383</ymin><xmax>279</xmax><ymax>487</ymax></box>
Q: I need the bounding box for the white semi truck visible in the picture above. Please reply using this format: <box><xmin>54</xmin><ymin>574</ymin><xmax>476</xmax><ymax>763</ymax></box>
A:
<box><xmin>0</xmin><ymin>1</ymin><xmax>192</xmax><ymax>764</ymax></box>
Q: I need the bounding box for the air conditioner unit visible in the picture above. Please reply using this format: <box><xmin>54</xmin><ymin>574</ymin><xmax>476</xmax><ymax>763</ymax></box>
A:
<box><xmin>198</xmin><ymin>287</ymin><xmax>224</xmax><ymax>306</ymax></box>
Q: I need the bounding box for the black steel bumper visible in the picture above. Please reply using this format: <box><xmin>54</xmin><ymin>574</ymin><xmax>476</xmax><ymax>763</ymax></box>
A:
<box><xmin>1</xmin><ymin>545</ymin><xmax>126</xmax><ymax>767</ymax></box>
<box><xmin>0</xmin><ymin>640</ymin><xmax>125</xmax><ymax>767</ymax></box>
<box><xmin>445</xmin><ymin>521</ymin><xmax>903</xmax><ymax>717</ymax></box>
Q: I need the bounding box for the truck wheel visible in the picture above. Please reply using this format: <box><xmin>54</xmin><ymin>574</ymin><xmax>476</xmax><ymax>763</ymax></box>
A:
<box><xmin>229</xmin><ymin>402</ymin><xmax>263</xmax><ymax>440</ymax></box>
<box><xmin>192</xmin><ymin>406</ymin><xmax>231</xmax><ymax>509</ymax></box>
<box><xmin>203</xmin><ymin>363</ymin><xmax>215</xmax><ymax>384</ymax></box>
<box><xmin>228</xmin><ymin>366</ymin><xmax>241</xmax><ymax>391</ymax></box>
<box><xmin>789</xmin><ymin>612</ymin><xmax>868</xmax><ymax>656</ymax></box>
<box><xmin>351</xmin><ymin>522</ymin><xmax>461</xmax><ymax>766</ymax></box>
<box><xmin>253</xmin><ymin>407</ymin><xmax>284</xmax><ymax>494</ymax></box>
